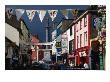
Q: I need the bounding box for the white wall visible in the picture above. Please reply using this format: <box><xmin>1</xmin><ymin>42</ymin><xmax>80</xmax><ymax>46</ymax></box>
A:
<box><xmin>66</xmin><ymin>26</ymin><xmax>74</xmax><ymax>53</ymax></box>
<box><xmin>5</xmin><ymin>23</ymin><xmax>19</xmax><ymax>46</ymax></box>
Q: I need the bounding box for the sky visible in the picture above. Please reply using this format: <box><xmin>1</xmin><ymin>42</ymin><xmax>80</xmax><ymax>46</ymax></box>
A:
<box><xmin>5</xmin><ymin>5</ymin><xmax>90</xmax><ymax>42</ymax></box>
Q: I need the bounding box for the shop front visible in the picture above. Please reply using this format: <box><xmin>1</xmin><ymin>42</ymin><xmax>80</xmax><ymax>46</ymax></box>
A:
<box><xmin>75</xmin><ymin>46</ymin><xmax>89</xmax><ymax>66</ymax></box>
<box><xmin>68</xmin><ymin>55</ymin><xmax>75</xmax><ymax>66</ymax></box>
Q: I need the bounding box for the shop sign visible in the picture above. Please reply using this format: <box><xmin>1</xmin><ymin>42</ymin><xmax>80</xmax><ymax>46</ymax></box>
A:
<box><xmin>56</xmin><ymin>41</ymin><xmax>61</xmax><ymax>48</ymax></box>
<box><xmin>79</xmin><ymin>51</ymin><xmax>86</xmax><ymax>57</ymax></box>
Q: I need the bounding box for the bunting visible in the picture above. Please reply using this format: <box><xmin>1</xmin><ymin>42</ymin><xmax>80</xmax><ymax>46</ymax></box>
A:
<box><xmin>71</xmin><ymin>9</ymin><xmax>78</xmax><ymax>17</ymax></box>
<box><xmin>48</xmin><ymin>10</ymin><xmax>58</xmax><ymax>21</ymax></box>
<box><xmin>61</xmin><ymin>9</ymin><xmax>69</xmax><ymax>19</ymax></box>
<box><xmin>6</xmin><ymin>8</ymin><xmax>14</xmax><ymax>19</ymax></box>
<box><xmin>15</xmin><ymin>9</ymin><xmax>25</xmax><ymax>20</ymax></box>
<box><xmin>26</xmin><ymin>10</ymin><xmax>36</xmax><ymax>22</ymax></box>
<box><xmin>5</xmin><ymin>8</ymin><xmax>80</xmax><ymax>22</ymax></box>
<box><xmin>37</xmin><ymin>10</ymin><xmax>47</xmax><ymax>22</ymax></box>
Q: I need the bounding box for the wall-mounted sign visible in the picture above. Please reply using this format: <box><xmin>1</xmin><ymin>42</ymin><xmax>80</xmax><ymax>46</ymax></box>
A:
<box><xmin>56</xmin><ymin>42</ymin><xmax>61</xmax><ymax>48</ymax></box>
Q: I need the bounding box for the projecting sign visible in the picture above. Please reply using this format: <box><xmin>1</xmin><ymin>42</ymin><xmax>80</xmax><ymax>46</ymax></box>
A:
<box><xmin>93</xmin><ymin>16</ymin><xmax>106</xmax><ymax>29</ymax></box>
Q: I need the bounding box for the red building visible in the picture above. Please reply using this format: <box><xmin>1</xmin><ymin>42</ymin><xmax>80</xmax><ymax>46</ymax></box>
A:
<box><xmin>31</xmin><ymin>35</ymin><xmax>43</xmax><ymax>61</ymax></box>
<box><xmin>73</xmin><ymin>10</ymin><xmax>98</xmax><ymax>66</ymax></box>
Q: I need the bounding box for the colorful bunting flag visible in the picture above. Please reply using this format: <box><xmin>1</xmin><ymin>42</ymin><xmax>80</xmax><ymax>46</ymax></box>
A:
<box><xmin>37</xmin><ymin>10</ymin><xmax>46</xmax><ymax>22</ymax></box>
<box><xmin>6</xmin><ymin>8</ymin><xmax>80</xmax><ymax>23</ymax></box>
<box><xmin>71</xmin><ymin>9</ymin><xmax>78</xmax><ymax>17</ymax></box>
<box><xmin>61</xmin><ymin>9</ymin><xmax>69</xmax><ymax>19</ymax></box>
<box><xmin>26</xmin><ymin>10</ymin><xmax>36</xmax><ymax>22</ymax></box>
<box><xmin>48</xmin><ymin>10</ymin><xmax>58</xmax><ymax>21</ymax></box>
<box><xmin>6</xmin><ymin>8</ymin><xmax>14</xmax><ymax>19</ymax></box>
<box><xmin>15</xmin><ymin>9</ymin><xmax>25</xmax><ymax>20</ymax></box>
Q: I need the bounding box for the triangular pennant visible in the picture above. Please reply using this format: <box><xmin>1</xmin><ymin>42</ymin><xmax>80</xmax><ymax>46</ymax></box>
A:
<box><xmin>26</xmin><ymin>10</ymin><xmax>36</xmax><ymax>22</ymax></box>
<box><xmin>6</xmin><ymin>8</ymin><xmax>14</xmax><ymax>19</ymax></box>
<box><xmin>48</xmin><ymin>10</ymin><xmax>58</xmax><ymax>21</ymax></box>
<box><xmin>15</xmin><ymin>9</ymin><xmax>25</xmax><ymax>20</ymax></box>
<box><xmin>71</xmin><ymin>9</ymin><xmax>78</xmax><ymax>17</ymax></box>
<box><xmin>61</xmin><ymin>9</ymin><xmax>69</xmax><ymax>19</ymax></box>
<box><xmin>37</xmin><ymin>10</ymin><xmax>46</xmax><ymax>22</ymax></box>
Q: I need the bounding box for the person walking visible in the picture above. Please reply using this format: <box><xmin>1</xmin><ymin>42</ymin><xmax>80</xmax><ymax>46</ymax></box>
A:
<box><xmin>84</xmin><ymin>62</ymin><xmax>89</xmax><ymax>70</ymax></box>
<box><xmin>69</xmin><ymin>61</ymin><xmax>74</xmax><ymax>69</ymax></box>
<box><xmin>6</xmin><ymin>44</ymin><xmax>13</xmax><ymax>69</ymax></box>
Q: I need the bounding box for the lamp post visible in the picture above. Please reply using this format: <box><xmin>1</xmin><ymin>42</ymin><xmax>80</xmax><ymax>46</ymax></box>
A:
<box><xmin>45</xmin><ymin>18</ymin><xmax>50</xmax><ymax>43</ymax></box>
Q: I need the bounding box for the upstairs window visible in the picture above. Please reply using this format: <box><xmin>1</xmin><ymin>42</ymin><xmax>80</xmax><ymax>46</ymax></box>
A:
<box><xmin>84</xmin><ymin>31</ymin><xmax>87</xmax><ymax>44</ymax></box>
<box><xmin>77</xmin><ymin>36</ymin><xmax>79</xmax><ymax>49</ymax></box>
<box><xmin>76</xmin><ymin>22</ymin><xmax>78</xmax><ymax>32</ymax></box>
<box><xmin>70</xmin><ymin>27</ymin><xmax>72</xmax><ymax>36</ymax></box>
<box><xmin>84</xmin><ymin>16</ymin><xmax>87</xmax><ymax>27</ymax></box>
<box><xmin>80</xmin><ymin>19</ymin><xmax>82</xmax><ymax>30</ymax></box>
<box><xmin>80</xmin><ymin>34</ymin><xmax>82</xmax><ymax>47</ymax></box>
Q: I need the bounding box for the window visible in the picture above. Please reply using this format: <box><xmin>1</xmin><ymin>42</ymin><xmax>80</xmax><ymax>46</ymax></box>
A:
<box><xmin>84</xmin><ymin>16</ymin><xmax>87</xmax><ymax>27</ymax></box>
<box><xmin>84</xmin><ymin>31</ymin><xmax>87</xmax><ymax>45</ymax></box>
<box><xmin>84</xmin><ymin>32</ymin><xmax>85</xmax><ymax>46</ymax></box>
<box><xmin>86</xmin><ymin>32</ymin><xmax>87</xmax><ymax>41</ymax></box>
<box><xmin>69</xmin><ymin>40</ymin><xmax>74</xmax><ymax>53</ymax></box>
<box><xmin>70</xmin><ymin>27</ymin><xmax>72</xmax><ymax>36</ymax></box>
<box><xmin>80</xmin><ymin>34</ymin><xmax>82</xmax><ymax>47</ymax></box>
<box><xmin>76</xmin><ymin>23</ymin><xmax>78</xmax><ymax>32</ymax></box>
<box><xmin>80</xmin><ymin>19</ymin><xmax>82</xmax><ymax>30</ymax></box>
<box><xmin>74</xmin><ymin>24</ymin><xmax>76</xmax><ymax>31</ymax></box>
<box><xmin>77</xmin><ymin>36</ymin><xmax>79</xmax><ymax>49</ymax></box>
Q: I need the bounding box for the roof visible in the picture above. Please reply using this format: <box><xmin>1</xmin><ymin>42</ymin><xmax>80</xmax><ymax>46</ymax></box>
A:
<box><xmin>69</xmin><ymin>10</ymin><xmax>98</xmax><ymax>28</ymax></box>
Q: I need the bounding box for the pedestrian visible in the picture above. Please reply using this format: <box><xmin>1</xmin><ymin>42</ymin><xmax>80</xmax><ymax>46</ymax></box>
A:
<box><xmin>84</xmin><ymin>62</ymin><xmax>89</xmax><ymax>70</ymax></box>
<box><xmin>79</xmin><ymin>62</ymin><xmax>84</xmax><ymax>69</ymax></box>
<box><xmin>12</xmin><ymin>45</ymin><xmax>19</xmax><ymax>69</ymax></box>
<box><xmin>69</xmin><ymin>61</ymin><xmax>74</xmax><ymax>69</ymax></box>
<box><xmin>6</xmin><ymin>43</ymin><xmax>14</xmax><ymax>69</ymax></box>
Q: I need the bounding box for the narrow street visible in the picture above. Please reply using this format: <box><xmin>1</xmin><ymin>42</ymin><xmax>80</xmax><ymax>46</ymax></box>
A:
<box><xmin>5</xmin><ymin>5</ymin><xmax>106</xmax><ymax>70</ymax></box>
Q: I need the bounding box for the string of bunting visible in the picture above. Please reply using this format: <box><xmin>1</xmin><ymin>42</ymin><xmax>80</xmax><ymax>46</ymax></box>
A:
<box><xmin>5</xmin><ymin>8</ymin><xmax>79</xmax><ymax>22</ymax></box>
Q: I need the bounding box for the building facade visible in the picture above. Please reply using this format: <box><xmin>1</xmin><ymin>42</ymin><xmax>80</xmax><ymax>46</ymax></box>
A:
<box><xmin>31</xmin><ymin>35</ymin><xmax>40</xmax><ymax>62</ymax></box>
<box><xmin>19</xmin><ymin>20</ymin><xmax>31</xmax><ymax>67</ymax></box>
<box><xmin>74</xmin><ymin>11</ymin><xmax>90</xmax><ymax>65</ymax></box>
<box><xmin>5</xmin><ymin>14</ymin><xmax>20</xmax><ymax>69</ymax></box>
